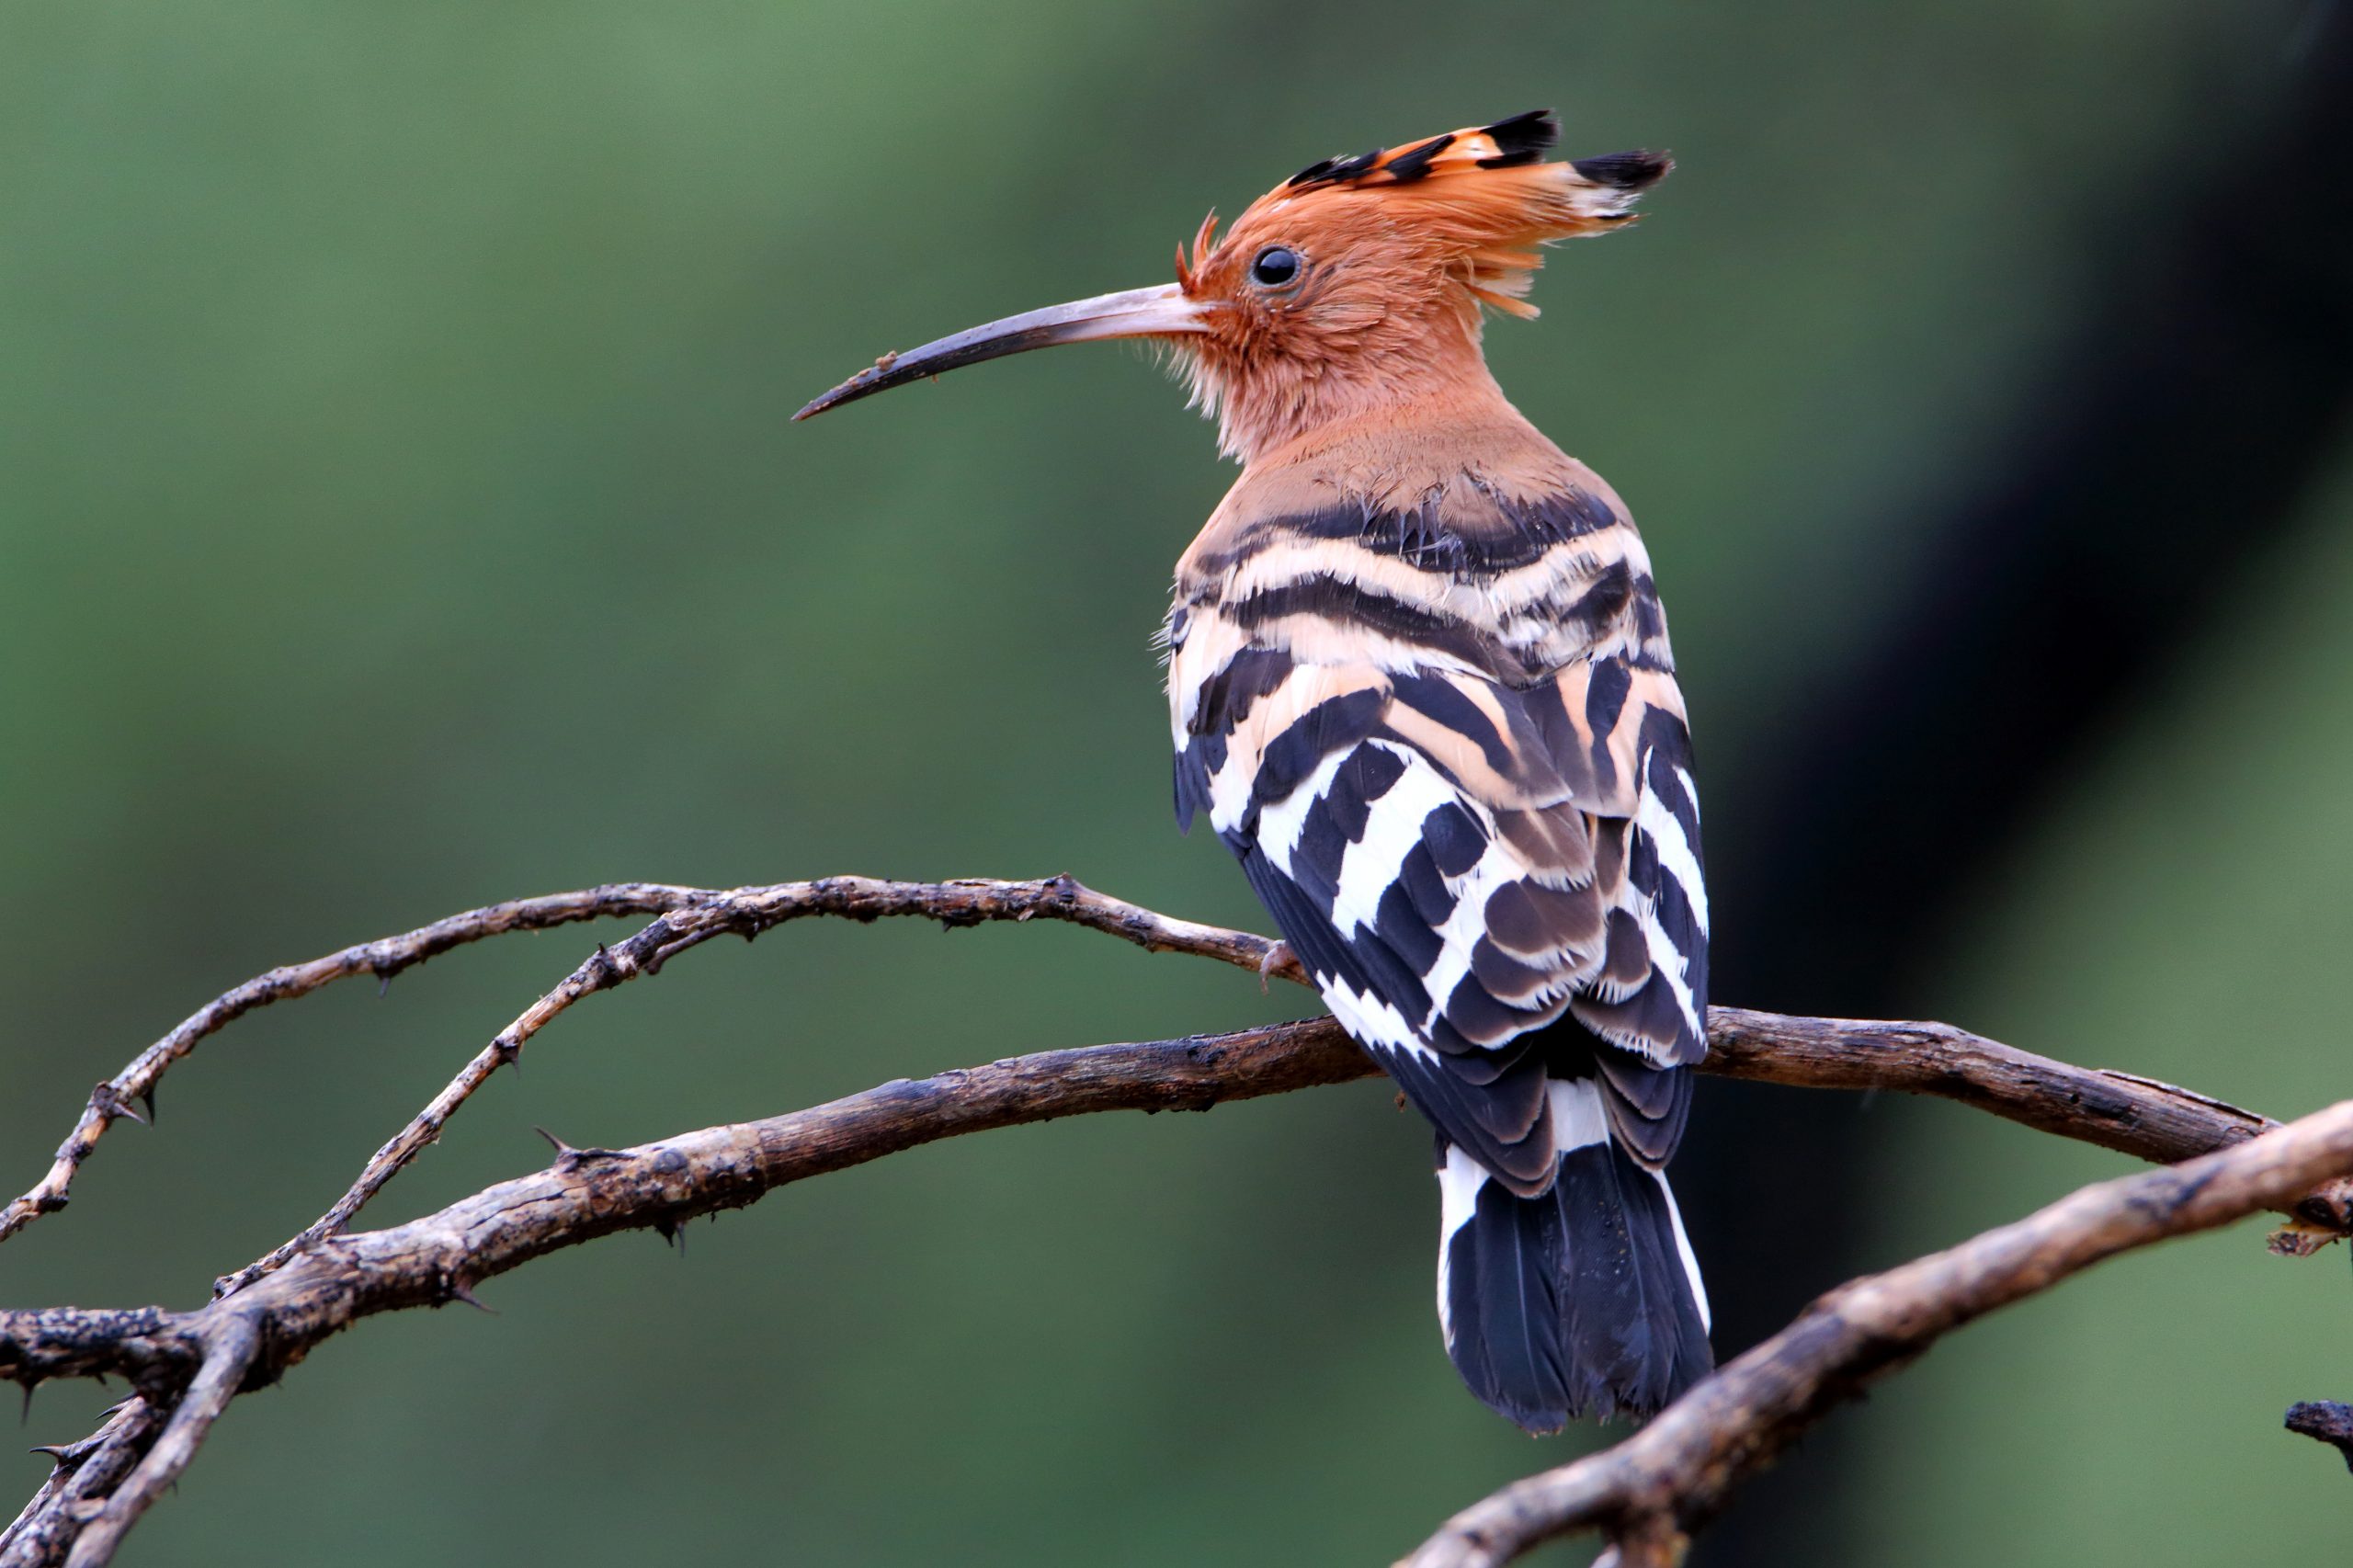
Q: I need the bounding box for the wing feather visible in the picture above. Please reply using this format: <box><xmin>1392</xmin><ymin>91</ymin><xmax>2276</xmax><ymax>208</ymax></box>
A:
<box><xmin>1168</xmin><ymin>491</ymin><xmax>1710</xmax><ymax>1185</ymax></box>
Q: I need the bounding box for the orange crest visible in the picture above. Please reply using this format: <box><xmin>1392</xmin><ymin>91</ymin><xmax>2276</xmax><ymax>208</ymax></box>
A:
<box><xmin>1163</xmin><ymin>111</ymin><xmax>1670</xmax><ymax>458</ymax></box>
<box><xmin>1184</xmin><ymin>110</ymin><xmax>1670</xmax><ymax>321</ymax></box>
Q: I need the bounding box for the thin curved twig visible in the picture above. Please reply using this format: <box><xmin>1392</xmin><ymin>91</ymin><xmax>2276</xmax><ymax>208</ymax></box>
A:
<box><xmin>13</xmin><ymin>873</ymin><xmax>1284</xmax><ymax>1254</ymax></box>
<box><xmin>0</xmin><ymin>882</ymin><xmax>713</xmax><ymax>1244</ymax></box>
<box><xmin>1397</xmin><ymin>1094</ymin><xmax>2353</xmax><ymax>1568</ymax></box>
<box><xmin>210</xmin><ymin>874</ymin><xmax>1303</xmax><ymax>1295</ymax></box>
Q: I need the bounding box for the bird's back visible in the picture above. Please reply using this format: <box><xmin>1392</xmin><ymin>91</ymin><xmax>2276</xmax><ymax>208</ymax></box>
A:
<box><xmin>1166</xmin><ymin>396</ymin><xmax>1713</xmax><ymax>1427</ymax></box>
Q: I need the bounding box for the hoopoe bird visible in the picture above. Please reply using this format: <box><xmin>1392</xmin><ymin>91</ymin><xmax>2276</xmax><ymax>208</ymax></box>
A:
<box><xmin>797</xmin><ymin>110</ymin><xmax>1710</xmax><ymax>1431</ymax></box>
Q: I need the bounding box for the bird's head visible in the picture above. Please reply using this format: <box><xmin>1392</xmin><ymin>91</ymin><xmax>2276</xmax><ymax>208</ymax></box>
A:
<box><xmin>795</xmin><ymin>111</ymin><xmax>1669</xmax><ymax>463</ymax></box>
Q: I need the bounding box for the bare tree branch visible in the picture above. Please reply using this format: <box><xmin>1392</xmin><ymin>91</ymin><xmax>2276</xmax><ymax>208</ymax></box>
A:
<box><xmin>15</xmin><ymin>874</ymin><xmax>2338</xmax><ymax>1281</ymax></box>
<box><xmin>2</xmin><ymin>1402</ymin><xmax>158</xmax><ymax>1568</ymax></box>
<box><xmin>3</xmin><ymin>1018</ymin><xmax>1360</xmax><ymax>1563</ymax></box>
<box><xmin>207</xmin><ymin>875</ymin><xmax>1302</xmax><ymax>1296</ymax></box>
<box><xmin>212</xmin><ymin>896</ymin><xmax>2353</xmax><ymax>1300</ymax></box>
<box><xmin>2285</xmin><ymin>1401</ymin><xmax>2353</xmax><ymax>1473</ymax></box>
<box><xmin>1398</xmin><ymin>1095</ymin><xmax>2353</xmax><ymax>1568</ymax></box>
<box><xmin>0</xmin><ymin>882</ymin><xmax>712</xmax><ymax>1244</ymax></box>
<box><xmin>1699</xmin><ymin>1009</ymin><xmax>2353</xmax><ymax>1232</ymax></box>
<box><xmin>6</xmin><ymin>874</ymin><xmax>2348</xmax><ymax>1566</ymax></box>
<box><xmin>55</xmin><ymin>1318</ymin><xmax>258</xmax><ymax>1568</ymax></box>
<box><xmin>2</xmin><ymin>874</ymin><xmax>1298</xmax><ymax>1258</ymax></box>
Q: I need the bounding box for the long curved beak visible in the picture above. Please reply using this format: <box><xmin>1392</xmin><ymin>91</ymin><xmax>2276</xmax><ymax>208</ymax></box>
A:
<box><xmin>793</xmin><ymin>282</ymin><xmax>1209</xmax><ymax>421</ymax></box>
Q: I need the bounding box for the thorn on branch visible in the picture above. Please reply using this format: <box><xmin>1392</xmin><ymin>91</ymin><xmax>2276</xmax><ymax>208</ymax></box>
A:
<box><xmin>445</xmin><ymin>1280</ymin><xmax>494</xmax><ymax>1314</ymax></box>
<box><xmin>654</xmin><ymin>1217</ymin><xmax>687</xmax><ymax>1255</ymax></box>
<box><xmin>532</xmin><ymin>1127</ymin><xmax>630</xmax><ymax>1172</ymax></box>
<box><xmin>88</xmin><ymin>1083</ymin><xmax>148</xmax><ymax>1129</ymax></box>
<box><xmin>28</xmin><ymin>1427</ymin><xmax>107</xmax><ymax>1474</ymax></box>
<box><xmin>2286</xmin><ymin>1402</ymin><xmax>2353</xmax><ymax>1473</ymax></box>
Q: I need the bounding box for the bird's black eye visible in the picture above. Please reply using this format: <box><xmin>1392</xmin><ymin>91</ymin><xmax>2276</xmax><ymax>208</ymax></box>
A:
<box><xmin>1249</xmin><ymin>245</ymin><xmax>1301</xmax><ymax>288</ymax></box>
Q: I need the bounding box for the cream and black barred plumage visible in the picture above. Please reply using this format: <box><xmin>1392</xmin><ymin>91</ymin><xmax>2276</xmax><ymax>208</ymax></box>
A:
<box><xmin>799</xmin><ymin>110</ymin><xmax>1711</xmax><ymax>1431</ymax></box>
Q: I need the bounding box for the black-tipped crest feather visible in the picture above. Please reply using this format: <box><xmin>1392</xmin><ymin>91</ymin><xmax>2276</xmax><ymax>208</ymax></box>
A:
<box><xmin>1571</xmin><ymin>149</ymin><xmax>1674</xmax><ymax>191</ymax></box>
<box><xmin>1474</xmin><ymin>108</ymin><xmax>1560</xmax><ymax>168</ymax></box>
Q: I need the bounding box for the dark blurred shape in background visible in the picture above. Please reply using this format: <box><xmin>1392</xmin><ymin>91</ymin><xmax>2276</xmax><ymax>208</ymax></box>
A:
<box><xmin>2</xmin><ymin>4</ymin><xmax>2348</xmax><ymax>1564</ymax></box>
<box><xmin>1698</xmin><ymin>7</ymin><xmax>2353</xmax><ymax>1558</ymax></box>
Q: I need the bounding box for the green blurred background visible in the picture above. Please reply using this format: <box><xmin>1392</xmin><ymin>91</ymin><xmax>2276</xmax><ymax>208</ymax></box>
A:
<box><xmin>4</xmin><ymin>2</ymin><xmax>2349</xmax><ymax>1562</ymax></box>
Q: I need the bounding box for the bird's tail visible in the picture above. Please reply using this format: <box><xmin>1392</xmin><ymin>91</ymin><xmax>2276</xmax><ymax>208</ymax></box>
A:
<box><xmin>1435</xmin><ymin>1128</ymin><xmax>1712</xmax><ymax>1432</ymax></box>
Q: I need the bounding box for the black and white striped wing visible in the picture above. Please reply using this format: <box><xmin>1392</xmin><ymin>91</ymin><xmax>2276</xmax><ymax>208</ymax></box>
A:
<box><xmin>1173</xmin><ymin>646</ymin><xmax>1709</xmax><ymax>1187</ymax></box>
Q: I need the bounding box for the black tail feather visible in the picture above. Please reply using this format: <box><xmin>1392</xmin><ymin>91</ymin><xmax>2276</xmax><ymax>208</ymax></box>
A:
<box><xmin>1438</xmin><ymin>1137</ymin><xmax>1711</xmax><ymax>1432</ymax></box>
